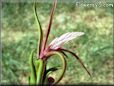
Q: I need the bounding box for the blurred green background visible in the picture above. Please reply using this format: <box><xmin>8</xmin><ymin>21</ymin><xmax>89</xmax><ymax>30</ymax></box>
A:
<box><xmin>1</xmin><ymin>2</ymin><xmax>113</xmax><ymax>85</ymax></box>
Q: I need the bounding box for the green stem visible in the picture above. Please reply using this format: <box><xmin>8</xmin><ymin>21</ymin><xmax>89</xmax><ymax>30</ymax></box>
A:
<box><xmin>36</xmin><ymin>59</ymin><xmax>46</xmax><ymax>84</ymax></box>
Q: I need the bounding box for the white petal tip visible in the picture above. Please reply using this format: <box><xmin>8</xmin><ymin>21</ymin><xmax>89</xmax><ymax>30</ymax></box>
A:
<box><xmin>80</xmin><ymin>32</ymin><xmax>85</xmax><ymax>35</ymax></box>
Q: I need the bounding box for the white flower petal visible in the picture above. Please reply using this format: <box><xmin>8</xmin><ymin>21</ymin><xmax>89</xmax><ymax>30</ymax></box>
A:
<box><xmin>49</xmin><ymin>32</ymin><xmax>84</xmax><ymax>49</ymax></box>
<box><xmin>49</xmin><ymin>37</ymin><xmax>58</xmax><ymax>45</ymax></box>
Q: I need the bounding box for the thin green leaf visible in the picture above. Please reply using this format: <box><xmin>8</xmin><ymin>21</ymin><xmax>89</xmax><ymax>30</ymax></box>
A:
<box><xmin>29</xmin><ymin>49</ymin><xmax>36</xmax><ymax>84</ymax></box>
<box><xmin>33</xmin><ymin>3</ymin><xmax>43</xmax><ymax>56</ymax></box>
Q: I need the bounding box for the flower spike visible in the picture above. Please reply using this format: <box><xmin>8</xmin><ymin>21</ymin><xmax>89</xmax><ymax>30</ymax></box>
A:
<box><xmin>29</xmin><ymin>0</ymin><xmax>91</xmax><ymax>85</ymax></box>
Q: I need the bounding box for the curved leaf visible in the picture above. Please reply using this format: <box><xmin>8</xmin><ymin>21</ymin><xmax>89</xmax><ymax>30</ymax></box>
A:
<box><xmin>45</xmin><ymin>51</ymin><xmax>67</xmax><ymax>84</ymax></box>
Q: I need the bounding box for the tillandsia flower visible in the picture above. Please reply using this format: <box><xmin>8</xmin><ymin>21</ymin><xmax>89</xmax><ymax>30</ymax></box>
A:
<box><xmin>28</xmin><ymin>0</ymin><xmax>91</xmax><ymax>85</ymax></box>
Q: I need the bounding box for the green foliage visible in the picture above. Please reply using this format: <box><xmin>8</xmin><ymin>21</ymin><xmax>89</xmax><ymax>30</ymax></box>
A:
<box><xmin>1</xmin><ymin>2</ymin><xmax>113</xmax><ymax>84</ymax></box>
